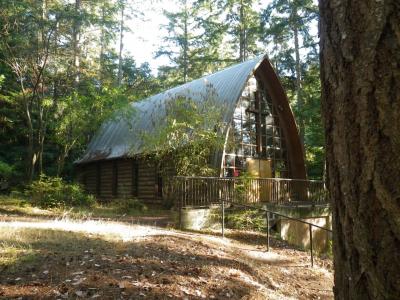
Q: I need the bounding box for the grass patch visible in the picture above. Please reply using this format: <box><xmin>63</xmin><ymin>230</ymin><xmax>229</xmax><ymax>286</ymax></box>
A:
<box><xmin>0</xmin><ymin>195</ymin><xmax>171</xmax><ymax>220</ymax></box>
<box><xmin>0</xmin><ymin>241</ymin><xmax>36</xmax><ymax>271</ymax></box>
<box><xmin>0</xmin><ymin>195</ymin><xmax>54</xmax><ymax>217</ymax></box>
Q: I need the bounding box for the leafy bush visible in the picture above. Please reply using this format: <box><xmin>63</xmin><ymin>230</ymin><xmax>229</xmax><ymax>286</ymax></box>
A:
<box><xmin>225</xmin><ymin>208</ymin><xmax>266</xmax><ymax>231</ymax></box>
<box><xmin>115</xmin><ymin>197</ymin><xmax>147</xmax><ymax>213</ymax></box>
<box><xmin>0</xmin><ymin>161</ymin><xmax>14</xmax><ymax>180</ymax></box>
<box><xmin>26</xmin><ymin>175</ymin><xmax>95</xmax><ymax>208</ymax></box>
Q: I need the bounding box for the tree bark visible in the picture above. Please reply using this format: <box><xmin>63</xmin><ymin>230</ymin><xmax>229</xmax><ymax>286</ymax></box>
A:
<box><xmin>319</xmin><ymin>0</ymin><xmax>400</xmax><ymax>299</ymax></box>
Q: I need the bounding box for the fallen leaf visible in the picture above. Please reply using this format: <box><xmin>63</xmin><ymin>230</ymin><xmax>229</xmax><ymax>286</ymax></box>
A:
<box><xmin>75</xmin><ymin>290</ymin><xmax>84</xmax><ymax>297</ymax></box>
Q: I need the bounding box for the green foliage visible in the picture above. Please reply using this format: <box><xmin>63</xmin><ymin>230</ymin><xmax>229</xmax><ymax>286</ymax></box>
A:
<box><xmin>141</xmin><ymin>88</ymin><xmax>226</xmax><ymax>176</ymax></box>
<box><xmin>0</xmin><ymin>0</ymin><xmax>326</xmax><ymax>188</ymax></box>
<box><xmin>224</xmin><ymin>0</ymin><xmax>261</xmax><ymax>61</ymax></box>
<box><xmin>156</xmin><ymin>0</ymin><xmax>256</xmax><ymax>87</ymax></box>
<box><xmin>0</xmin><ymin>0</ymin><xmax>160</xmax><ymax>183</ymax></box>
<box><xmin>225</xmin><ymin>208</ymin><xmax>266</xmax><ymax>231</ymax></box>
<box><xmin>232</xmin><ymin>171</ymin><xmax>254</xmax><ymax>201</ymax></box>
<box><xmin>26</xmin><ymin>175</ymin><xmax>95</xmax><ymax>209</ymax></box>
<box><xmin>115</xmin><ymin>198</ymin><xmax>148</xmax><ymax>214</ymax></box>
<box><xmin>0</xmin><ymin>161</ymin><xmax>14</xmax><ymax>180</ymax></box>
<box><xmin>261</xmin><ymin>0</ymin><xmax>324</xmax><ymax>179</ymax></box>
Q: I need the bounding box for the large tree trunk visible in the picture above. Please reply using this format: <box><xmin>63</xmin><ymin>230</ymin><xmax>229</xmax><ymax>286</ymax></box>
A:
<box><xmin>319</xmin><ymin>0</ymin><xmax>400</xmax><ymax>299</ymax></box>
<box><xmin>25</xmin><ymin>102</ymin><xmax>36</xmax><ymax>183</ymax></box>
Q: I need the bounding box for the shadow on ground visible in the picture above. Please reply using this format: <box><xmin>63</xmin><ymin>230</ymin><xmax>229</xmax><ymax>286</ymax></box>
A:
<box><xmin>0</xmin><ymin>227</ymin><xmax>270</xmax><ymax>299</ymax></box>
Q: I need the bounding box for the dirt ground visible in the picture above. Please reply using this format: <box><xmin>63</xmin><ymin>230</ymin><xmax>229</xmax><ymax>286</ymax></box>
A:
<box><xmin>0</xmin><ymin>218</ymin><xmax>333</xmax><ymax>299</ymax></box>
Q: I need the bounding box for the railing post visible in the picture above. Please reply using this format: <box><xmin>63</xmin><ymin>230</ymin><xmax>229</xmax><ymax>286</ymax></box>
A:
<box><xmin>266</xmin><ymin>211</ymin><xmax>270</xmax><ymax>252</ymax></box>
<box><xmin>179</xmin><ymin>181</ymin><xmax>183</xmax><ymax>230</ymax></box>
<box><xmin>309</xmin><ymin>224</ymin><xmax>314</xmax><ymax>267</ymax></box>
<box><xmin>221</xmin><ymin>198</ymin><xmax>225</xmax><ymax>238</ymax></box>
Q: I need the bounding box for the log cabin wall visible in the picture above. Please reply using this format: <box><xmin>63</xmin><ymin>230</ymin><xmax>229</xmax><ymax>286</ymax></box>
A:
<box><xmin>116</xmin><ymin>159</ymin><xmax>133</xmax><ymax>198</ymax></box>
<box><xmin>137</xmin><ymin>159</ymin><xmax>156</xmax><ymax>202</ymax></box>
<box><xmin>76</xmin><ymin>157</ymin><xmax>167</xmax><ymax>203</ymax></box>
<box><xmin>99</xmin><ymin>160</ymin><xmax>113</xmax><ymax>199</ymax></box>
<box><xmin>75</xmin><ymin>163</ymin><xmax>97</xmax><ymax>195</ymax></box>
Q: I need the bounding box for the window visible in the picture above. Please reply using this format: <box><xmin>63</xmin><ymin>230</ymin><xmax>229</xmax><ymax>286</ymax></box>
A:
<box><xmin>222</xmin><ymin>76</ymin><xmax>289</xmax><ymax>177</ymax></box>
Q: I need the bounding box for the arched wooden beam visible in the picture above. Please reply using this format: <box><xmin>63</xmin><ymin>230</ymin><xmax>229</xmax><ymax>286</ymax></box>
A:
<box><xmin>254</xmin><ymin>59</ymin><xmax>307</xmax><ymax>180</ymax></box>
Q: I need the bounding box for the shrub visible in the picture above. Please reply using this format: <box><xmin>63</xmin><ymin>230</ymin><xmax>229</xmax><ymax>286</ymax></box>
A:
<box><xmin>0</xmin><ymin>161</ymin><xmax>15</xmax><ymax>191</ymax></box>
<box><xmin>0</xmin><ymin>160</ymin><xmax>14</xmax><ymax>180</ymax></box>
<box><xmin>225</xmin><ymin>208</ymin><xmax>266</xmax><ymax>231</ymax></box>
<box><xmin>116</xmin><ymin>197</ymin><xmax>147</xmax><ymax>214</ymax></box>
<box><xmin>26</xmin><ymin>175</ymin><xmax>95</xmax><ymax>208</ymax></box>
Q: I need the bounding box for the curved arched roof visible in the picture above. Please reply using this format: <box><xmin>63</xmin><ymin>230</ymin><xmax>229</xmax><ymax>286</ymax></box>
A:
<box><xmin>76</xmin><ymin>55</ymin><xmax>267</xmax><ymax>164</ymax></box>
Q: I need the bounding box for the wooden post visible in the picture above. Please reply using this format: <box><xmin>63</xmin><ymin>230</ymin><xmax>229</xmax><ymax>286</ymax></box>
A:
<box><xmin>179</xmin><ymin>190</ymin><xmax>183</xmax><ymax>230</ymax></box>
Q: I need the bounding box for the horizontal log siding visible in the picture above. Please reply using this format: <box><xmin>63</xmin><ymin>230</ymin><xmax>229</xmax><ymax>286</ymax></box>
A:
<box><xmin>117</xmin><ymin>159</ymin><xmax>133</xmax><ymax>198</ymax></box>
<box><xmin>138</xmin><ymin>159</ymin><xmax>156</xmax><ymax>201</ymax></box>
<box><xmin>100</xmin><ymin>161</ymin><xmax>113</xmax><ymax>200</ymax></box>
<box><xmin>84</xmin><ymin>164</ymin><xmax>97</xmax><ymax>195</ymax></box>
<box><xmin>76</xmin><ymin>157</ymin><xmax>172</xmax><ymax>202</ymax></box>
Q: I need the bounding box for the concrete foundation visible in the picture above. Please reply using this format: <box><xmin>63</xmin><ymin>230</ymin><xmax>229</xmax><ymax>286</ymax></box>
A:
<box><xmin>178</xmin><ymin>203</ymin><xmax>332</xmax><ymax>254</ymax></box>
<box><xmin>266</xmin><ymin>203</ymin><xmax>332</xmax><ymax>253</ymax></box>
<box><xmin>279</xmin><ymin>216</ymin><xmax>330</xmax><ymax>253</ymax></box>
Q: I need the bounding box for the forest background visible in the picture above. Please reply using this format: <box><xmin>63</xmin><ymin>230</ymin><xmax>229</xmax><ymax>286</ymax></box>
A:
<box><xmin>0</xmin><ymin>0</ymin><xmax>323</xmax><ymax>187</ymax></box>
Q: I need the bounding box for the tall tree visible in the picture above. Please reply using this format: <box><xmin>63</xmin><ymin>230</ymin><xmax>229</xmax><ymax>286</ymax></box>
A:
<box><xmin>320</xmin><ymin>0</ymin><xmax>400</xmax><ymax>298</ymax></box>
<box><xmin>0</xmin><ymin>0</ymin><xmax>60</xmax><ymax>181</ymax></box>
<box><xmin>261</xmin><ymin>0</ymin><xmax>323</xmax><ymax>178</ymax></box>
<box><xmin>261</xmin><ymin>0</ymin><xmax>318</xmax><ymax>144</ymax></box>
<box><xmin>0</xmin><ymin>0</ymin><xmax>155</xmax><ymax>180</ymax></box>
<box><xmin>156</xmin><ymin>0</ymin><xmax>193</xmax><ymax>85</ymax></box>
<box><xmin>117</xmin><ymin>0</ymin><xmax>125</xmax><ymax>85</ymax></box>
<box><xmin>157</xmin><ymin>0</ymin><xmax>229</xmax><ymax>86</ymax></box>
<box><xmin>225</xmin><ymin>0</ymin><xmax>260</xmax><ymax>62</ymax></box>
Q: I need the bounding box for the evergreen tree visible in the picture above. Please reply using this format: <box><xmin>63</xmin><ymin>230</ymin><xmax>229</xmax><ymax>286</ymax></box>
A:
<box><xmin>261</xmin><ymin>0</ymin><xmax>323</xmax><ymax>178</ymax></box>
<box><xmin>0</xmin><ymin>0</ymin><xmax>157</xmax><ymax>181</ymax></box>
<box><xmin>224</xmin><ymin>0</ymin><xmax>261</xmax><ymax>62</ymax></box>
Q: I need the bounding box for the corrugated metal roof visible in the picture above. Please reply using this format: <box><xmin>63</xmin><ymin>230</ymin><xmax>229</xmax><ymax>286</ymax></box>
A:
<box><xmin>76</xmin><ymin>55</ymin><xmax>267</xmax><ymax>164</ymax></box>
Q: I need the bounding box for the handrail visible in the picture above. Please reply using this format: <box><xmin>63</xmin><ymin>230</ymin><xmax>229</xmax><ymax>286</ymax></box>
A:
<box><xmin>165</xmin><ymin>176</ymin><xmax>329</xmax><ymax>207</ymax></box>
<box><xmin>225</xmin><ymin>200</ymin><xmax>332</xmax><ymax>233</ymax></box>
<box><xmin>168</xmin><ymin>175</ymin><xmax>331</xmax><ymax>266</ymax></box>
<box><xmin>173</xmin><ymin>176</ymin><xmax>325</xmax><ymax>183</ymax></box>
<box><xmin>220</xmin><ymin>199</ymin><xmax>332</xmax><ymax>267</ymax></box>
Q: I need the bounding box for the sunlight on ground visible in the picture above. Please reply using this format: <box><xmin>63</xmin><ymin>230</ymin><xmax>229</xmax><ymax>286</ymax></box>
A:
<box><xmin>0</xmin><ymin>220</ymin><xmax>167</xmax><ymax>242</ymax></box>
<box><xmin>0</xmin><ymin>219</ymin><xmax>333</xmax><ymax>299</ymax></box>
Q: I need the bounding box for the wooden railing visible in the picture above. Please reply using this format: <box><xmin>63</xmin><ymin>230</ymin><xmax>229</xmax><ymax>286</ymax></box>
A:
<box><xmin>164</xmin><ymin>176</ymin><xmax>328</xmax><ymax>208</ymax></box>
